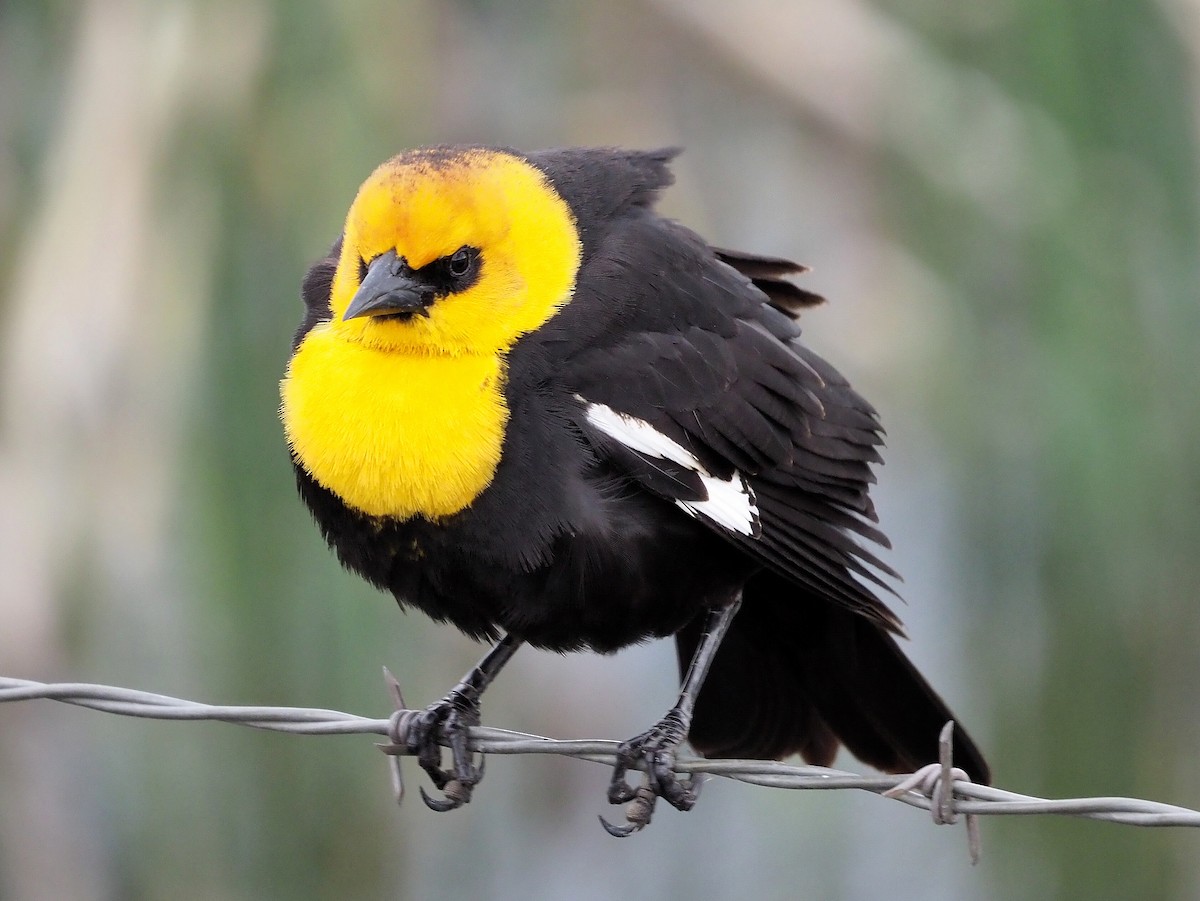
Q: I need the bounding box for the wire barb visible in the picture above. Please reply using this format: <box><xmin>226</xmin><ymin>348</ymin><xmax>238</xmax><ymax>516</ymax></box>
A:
<box><xmin>882</xmin><ymin>721</ymin><xmax>981</xmax><ymax>863</ymax></box>
<box><xmin>4</xmin><ymin>673</ymin><xmax>1200</xmax><ymax>846</ymax></box>
<box><xmin>378</xmin><ymin>666</ymin><xmax>411</xmax><ymax>804</ymax></box>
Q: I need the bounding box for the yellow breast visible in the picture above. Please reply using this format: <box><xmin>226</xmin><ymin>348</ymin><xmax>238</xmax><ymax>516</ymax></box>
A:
<box><xmin>280</xmin><ymin>322</ymin><xmax>508</xmax><ymax>520</ymax></box>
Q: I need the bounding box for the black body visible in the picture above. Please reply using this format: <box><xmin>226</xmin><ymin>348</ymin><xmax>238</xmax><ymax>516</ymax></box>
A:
<box><xmin>292</xmin><ymin>147</ymin><xmax>989</xmax><ymax>783</ymax></box>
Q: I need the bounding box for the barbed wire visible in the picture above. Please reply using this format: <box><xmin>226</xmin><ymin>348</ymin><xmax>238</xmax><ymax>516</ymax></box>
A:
<box><xmin>3</xmin><ymin>673</ymin><xmax>1199</xmax><ymax>862</ymax></box>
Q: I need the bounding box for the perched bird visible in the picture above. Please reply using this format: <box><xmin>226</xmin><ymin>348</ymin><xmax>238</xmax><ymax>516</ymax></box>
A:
<box><xmin>280</xmin><ymin>145</ymin><xmax>989</xmax><ymax>834</ymax></box>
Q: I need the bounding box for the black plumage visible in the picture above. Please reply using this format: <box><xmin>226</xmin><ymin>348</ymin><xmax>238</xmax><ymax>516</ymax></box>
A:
<box><xmin>287</xmin><ymin>146</ymin><xmax>989</xmax><ymax>828</ymax></box>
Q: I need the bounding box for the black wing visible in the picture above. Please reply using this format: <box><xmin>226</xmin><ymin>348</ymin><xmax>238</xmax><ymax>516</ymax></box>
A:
<box><xmin>548</xmin><ymin>207</ymin><xmax>901</xmax><ymax>632</ymax></box>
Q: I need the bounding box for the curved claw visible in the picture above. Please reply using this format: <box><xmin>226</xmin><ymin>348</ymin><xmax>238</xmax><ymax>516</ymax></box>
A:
<box><xmin>419</xmin><ymin>777</ymin><xmax>473</xmax><ymax>812</ymax></box>
<box><xmin>599</xmin><ymin>783</ymin><xmax>658</xmax><ymax>838</ymax></box>
<box><xmin>405</xmin><ymin>694</ymin><xmax>485</xmax><ymax>811</ymax></box>
<box><xmin>419</xmin><ymin>785</ymin><xmax>462</xmax><ymax>813</ymax></box>
<box><xmin>602</xmin><ymin>710</ymin><xmax>702</xmax><ymax>834</ymax></box>
<box><xmin>598</xmin><ymin>814</ymin><xmax>644</xmax><ymax>838</ymax></box>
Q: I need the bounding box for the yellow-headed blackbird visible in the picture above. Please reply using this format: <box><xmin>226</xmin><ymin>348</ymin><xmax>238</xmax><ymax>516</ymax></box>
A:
<box><xmin>280</xmin><ymin>145</ymin><xmax>989</xmax><ymax>834</ymax></box>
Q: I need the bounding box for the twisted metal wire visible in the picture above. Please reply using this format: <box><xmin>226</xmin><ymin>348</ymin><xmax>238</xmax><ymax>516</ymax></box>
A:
<box><xmin>4</xmin><ymin>672</ymin><xmax>1199</xmax><ymax>862</ymax></box>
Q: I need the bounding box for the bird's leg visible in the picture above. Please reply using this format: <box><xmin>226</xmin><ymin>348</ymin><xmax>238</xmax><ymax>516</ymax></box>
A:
<box><xmin>602</xmin><ymin>592</ymin><xmax>743</xmax><ymax>837</ymax></box>
<box><xmin>407</xmin><ymin>632</ymin><xmax>523</xmax><ymax>811</ymax></box>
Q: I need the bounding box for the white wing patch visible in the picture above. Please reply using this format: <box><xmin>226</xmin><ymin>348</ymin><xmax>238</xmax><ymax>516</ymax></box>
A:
<box><xmin>580</xmin><ymin>398</ymin><xmax>760</xmax><ymax>537</ymax></box>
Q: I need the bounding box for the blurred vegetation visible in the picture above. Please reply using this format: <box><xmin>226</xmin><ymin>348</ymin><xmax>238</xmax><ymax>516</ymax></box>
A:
<box><xmin>1</xmin><ymin>1</ymin><xmax>1197</xmax><ymax>899</ymax></box>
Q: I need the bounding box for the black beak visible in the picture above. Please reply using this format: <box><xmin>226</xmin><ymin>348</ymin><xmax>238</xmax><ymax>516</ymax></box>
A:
<box><xmin>343</xmin><ymin>249</ymin><xmax>434</xmax><ymax>321</ymax></box>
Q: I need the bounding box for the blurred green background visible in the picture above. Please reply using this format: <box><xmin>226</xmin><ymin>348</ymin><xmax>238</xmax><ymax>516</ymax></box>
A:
<box><xmin>2</xmin><ymin>0</ymin><xmax>1198</xmax><ymax>898</ymax></box>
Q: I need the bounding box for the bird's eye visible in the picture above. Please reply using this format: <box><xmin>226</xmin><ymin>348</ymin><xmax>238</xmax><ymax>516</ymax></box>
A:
<box><xmin>448</xmin><ymin>247</ymin><xmax>474</xmax><ymax>278</ymax></box>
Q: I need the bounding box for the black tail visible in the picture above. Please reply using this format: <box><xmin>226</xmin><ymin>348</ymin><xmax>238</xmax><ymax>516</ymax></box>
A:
<box><xmin>678</xmin><ymin>571</ymin><xmax>990</xmax><ymax>784</ymax></box>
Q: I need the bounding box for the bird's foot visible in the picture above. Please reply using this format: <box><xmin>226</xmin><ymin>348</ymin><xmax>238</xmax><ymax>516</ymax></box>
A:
<box><xmin>600</xmin><ymin>709</ymin><xmax>704</xmax><ymax>837</ymax></box>
<box><xmin>405</xmin><ymin>691</ymin><xmax>484</xmax><ymax>811</ymax></box>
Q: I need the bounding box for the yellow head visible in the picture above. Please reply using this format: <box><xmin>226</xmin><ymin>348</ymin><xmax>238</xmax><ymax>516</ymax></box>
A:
<box><xmin>281</xmin><ymin>148</ymin><xmax>583</xmax><ymax>520</ymax></box>
<box><xmin>328</xmin><ymin>147</ymin><xmax>582</xmax><ymax>356</ymax></box>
